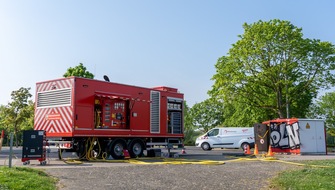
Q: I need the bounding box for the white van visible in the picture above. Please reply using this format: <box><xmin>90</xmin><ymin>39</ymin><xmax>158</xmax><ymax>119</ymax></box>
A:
<box><xmin>195</xmin><ymin>127</ymin><xmax>254</xmax><ymax>151</ymax></box>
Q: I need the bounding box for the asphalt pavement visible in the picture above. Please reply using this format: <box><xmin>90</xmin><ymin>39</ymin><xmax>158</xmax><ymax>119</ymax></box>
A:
<box><xmin>1</xmin><ymin>146</ymin><xmax>335</xmax><ymax>190</ymax></box>
<box><xmin>1</xmin><ymin>146</ymin><xmax>335</xmax><ymax>167</ymax></box>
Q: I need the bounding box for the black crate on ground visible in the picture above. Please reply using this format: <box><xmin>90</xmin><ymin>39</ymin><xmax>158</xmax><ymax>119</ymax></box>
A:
<box><xmin>147</xmin><ymin>149</ymin><xmax>161</xmax><ymax>157</ymax></box>
<box><xmin>22</xmin><ymin>130</ymin><xmax>46</xmax><ymax>164</ymax></box>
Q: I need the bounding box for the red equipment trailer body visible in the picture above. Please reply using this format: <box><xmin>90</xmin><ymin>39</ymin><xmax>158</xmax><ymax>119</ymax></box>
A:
<box><xmin>34</xmin><ymin>77</ymin><xmax>184</xmax><ymax>159</ymax></box>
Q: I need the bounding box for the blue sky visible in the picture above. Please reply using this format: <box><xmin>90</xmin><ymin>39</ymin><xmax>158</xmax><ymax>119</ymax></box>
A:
<box><xmin>0</xmin><ymin>1</ymin><xmax>334</xmax><ymax>106</ymax></box>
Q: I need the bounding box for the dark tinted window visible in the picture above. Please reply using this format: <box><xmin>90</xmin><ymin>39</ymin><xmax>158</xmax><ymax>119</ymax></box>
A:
<box><xmin>208</xmin><ymin>129</ymin><xmax>219</xmax><ymax>136</ymax></box>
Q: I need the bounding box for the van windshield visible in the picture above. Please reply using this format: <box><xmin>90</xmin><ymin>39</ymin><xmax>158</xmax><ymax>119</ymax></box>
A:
<box><xmin>207</xmin><ymin>129</ymin><xmax>219</xmax><ymax>137</ymax></box>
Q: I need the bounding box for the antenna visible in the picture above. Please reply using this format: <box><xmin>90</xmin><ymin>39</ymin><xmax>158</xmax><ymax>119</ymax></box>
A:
<box><xmin>94</xmin><ymin>64</ymin><xmax>96</xmax><ymax>79</ymax></box>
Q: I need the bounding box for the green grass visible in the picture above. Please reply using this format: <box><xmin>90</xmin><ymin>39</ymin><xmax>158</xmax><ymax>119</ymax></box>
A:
<box><xmin>0</xmin><ymin>166</ymin><xmax>57</xmax><ymax>190</ymax></box>
<box><xmin>270</xmin><ymin>160</ymin><xmax>335</xmax><ymax>190</ymax></box>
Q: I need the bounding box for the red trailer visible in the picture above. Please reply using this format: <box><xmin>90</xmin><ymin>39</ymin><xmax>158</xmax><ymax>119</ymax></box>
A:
<box><xmin>34</xmin><ymin>77</ymin><xmax>184</xmax><ymax>159</ymax></box>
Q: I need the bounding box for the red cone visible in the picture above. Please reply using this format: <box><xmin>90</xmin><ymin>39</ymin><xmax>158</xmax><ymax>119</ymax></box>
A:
<box><xmin>181</xmin><ymin>148</ymin><xmax>186</xmax><ymax>154</ymax></box>
<box><xmin>244</xmin><ymin>144</ymin><xmax>251</xmax><ymax>155</ymax></box>
<box><xmin>123</xmin><ymin>149</ymin><xmax>130</xmax><ymax>159</ymax></box>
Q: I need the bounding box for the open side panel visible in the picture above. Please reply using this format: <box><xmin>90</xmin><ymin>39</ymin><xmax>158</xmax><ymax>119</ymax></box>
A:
<box><xmin>93</xmin><ymin>93</ymin><xmax>130</xmax><ymax>129</ymax></box>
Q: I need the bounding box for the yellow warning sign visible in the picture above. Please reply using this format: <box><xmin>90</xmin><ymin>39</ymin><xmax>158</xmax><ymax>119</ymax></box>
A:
<box><xmin>306</xmin><ymin>123</ymin><xmax>311</xmax><ymax>129</ymax></box>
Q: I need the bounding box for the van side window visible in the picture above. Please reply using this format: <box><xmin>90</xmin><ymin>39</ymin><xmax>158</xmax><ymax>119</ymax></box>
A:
<box><xmin>207</xmin><ymin>129</ymin><xmax>219</xmax><ymax>137</ymax></box>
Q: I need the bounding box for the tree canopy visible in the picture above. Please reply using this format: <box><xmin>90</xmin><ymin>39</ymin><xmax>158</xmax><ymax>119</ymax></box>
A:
<box><xmin>308</xmin><ymin>92</ymin><xmax>335</xmax><ymax>135</ymax></box>
<box><xmin>210</xmin><ymin>19</ymin><xmax>335</xmax><ymax>120</ymax></box>
<box><xmin>63</xmin><ymin>63</ymin><xmax>94</xmax><ymax>79</ymax></box>
<box><xmin>189</xmin><ymin>98</ymin><xmax>224</xmax><ymax>132</ymax></box>
<box><xmin>0</xmin><ymin>87</ymin><xmax>33</xmax><ymax>146</ymax></box>
<box><xmin>221</xmin><ymin>97</ymin><xmax>275</xmax><ymax>127</ymax></box>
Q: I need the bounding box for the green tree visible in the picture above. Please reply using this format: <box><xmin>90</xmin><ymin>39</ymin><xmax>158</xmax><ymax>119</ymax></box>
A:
<box><xmin>183</xmin><ymin>101</ymin><xmax>198</xmax><ymax>145</ymax></box>
<box><xmin>20</xmin><ymin>100</ymin><xmax>35</xmax><ymax>131</ymax></box>
<box><xmin>221</xmin><ymin>96</ymin><xmax>275</xmax><ymax>127</ymax></box>
<box><xmin>307</xmin><ymin>92</ymin><xmax>335</xmax><ymax>136</ymax></box>
<box><xmin>184</xmin><ymin>101</ymin><xmax>205</xmax><ymax>146</ymax></box>
<box><xmin>63</xmin><ymin>63</ymin><xmax>94</xmax><ymax>79</ymax></box>
<box><xmin>0</xmin><ymin>105</ymin><xmax>9</xmax><ymax>145</ymax></box>
<box><xmin>210</xmin><ymin>19</ymin><xmax>335</xmax><ymax>120</ymax></box>
<box><xmin>183</xmin><ymin>101</ymin><xmax>193</xmax><ymax>130</ymax></box>
<box><xmin>189</xmin><ymin>98</ymin><xmax>224</xmax><ymax>132</ymax></box>
<box><xmin>1</xmin><ymin>87</ymin><xmax>33</xmax><ymax>147</ymax></box>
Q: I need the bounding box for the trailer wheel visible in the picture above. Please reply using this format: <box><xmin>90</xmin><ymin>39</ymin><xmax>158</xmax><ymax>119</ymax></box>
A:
<box><xmin>201</xmin><ymin>142</ymin><xmax>212</xmax><ymax>151</ymax></box>
<box><xmin>129</xmin><ymin>139</ymin><xmax>144</xmax><ymax>158</ymax></box>
<box><xmin>109</xmin><ymin>139</ymin><xmax>127</xmax><ymax>159</ymax></box>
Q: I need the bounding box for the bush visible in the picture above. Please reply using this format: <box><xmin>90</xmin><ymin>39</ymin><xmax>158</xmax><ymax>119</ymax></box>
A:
<box><xmin>184</xmin><ymin>129</ymin><xmax>202</xmax><ymax>146</ymax></box>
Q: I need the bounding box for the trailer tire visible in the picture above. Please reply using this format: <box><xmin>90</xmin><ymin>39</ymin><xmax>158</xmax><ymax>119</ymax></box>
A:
<box><xmin>109</xmin><ymin>139</ymin><xmax>127</xmax><ymax>159</ymax></box>
<box><xmin>128</xmin><ymin>139</ymin><xmax>144</xmax><ymax>158</ymax></box>
<box><xmin>201</xmin><ymin>142</ymin><xmax>212</xmax><ymax>151</ymax></box>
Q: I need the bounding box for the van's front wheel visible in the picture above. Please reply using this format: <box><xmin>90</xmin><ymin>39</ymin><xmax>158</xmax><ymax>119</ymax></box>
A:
<box><xmin>201</xmin><ymin>142</ymin><xmax>212</xmax><ymax>151</ymax></box>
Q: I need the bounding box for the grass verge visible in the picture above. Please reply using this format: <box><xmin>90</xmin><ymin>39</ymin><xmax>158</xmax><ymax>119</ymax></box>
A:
<box><xmin>0</xmin><ymin>166</ymin><xmax>57</xmax><ymax>190</ymax></box>
<box><xmin>270</xmin><ymin>160</ymin><xmax>335</xmax><ymax>189</ymax></box>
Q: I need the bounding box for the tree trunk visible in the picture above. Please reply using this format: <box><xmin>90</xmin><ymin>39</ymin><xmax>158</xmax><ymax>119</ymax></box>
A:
<box><xmin>278</xmin><ymin>110</ymin><xmax>284</xmax><ymax>118</ymax></box>
<box><xmin>277</xmin><ymin>87</ymin><xmax>284</xmax><ymax>118</ymax></box>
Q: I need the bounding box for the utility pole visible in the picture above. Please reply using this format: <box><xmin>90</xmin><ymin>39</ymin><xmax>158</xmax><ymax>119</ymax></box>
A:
<box><xmin>286</xmin><ymin>88</ymin><xmax>290</xmax><ymax>118</ymax></box>
<box><xmin>285</xmin><ymin>62</ymin><xmax>290</xmax><ymax>119</ymax></box>
<box><xmin>9</xmin><ymin>133</ymin><xmax>14</xmax><ymax>168</ymax></box>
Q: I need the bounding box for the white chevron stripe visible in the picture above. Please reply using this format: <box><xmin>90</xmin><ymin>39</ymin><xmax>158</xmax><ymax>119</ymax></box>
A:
<box><xmin>36</xmin><ymin>84</ymin><xmax>40</xmax><ymax>92</ymax></box>
<box><xmin>60</xmin><ymin>107</ymin><xmax>71</xmax><ymax>124</ymax></box>
<box><xmin>37</xmin><ymin>108</ymin><xmax>51</xmax><ymax>130</ymax></box>
<box><xmin>59</xmin><ymin>106</ymin><xmax>73</xmax><ymax>132</ymax></box>
<box><xmin>45</xmin><ymin>121</ymin><xmax>51</xmax><ymax>132</ymax></box>
<box><xmin>35</xmin><ymin>108</ymin><xmax>47</xmax><ymax>126</ymax></box>
<box><xmin>48</xmin><ymin>121</ymin><xmax>56</xmax><ymax>133</ymax></box>
<box><xmin>43</xmin><ymin>82</ymin><xmax>50</xmax><ymax>92</ymax></box>
<box><xmin>37</xmin><ymin>78</ymin><xmax>74</xmax><ymax>93</ymax></box>
<box><xmin>34</xmin><ymin>106</ymin><xmax>73</xmax><ymax>134</ymax></box>
<box><xmin>61</xmin><ymin>79</ymin><xmax>71</xmax><ymax>88</ymax></box>
<box><xmin>54</xmin><ymin>120</ymin><xmax>63</xmax><ymax>133</ymax></box>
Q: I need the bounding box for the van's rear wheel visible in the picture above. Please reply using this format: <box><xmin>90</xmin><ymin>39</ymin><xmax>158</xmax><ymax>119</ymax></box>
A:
<box><xmin>201</xmin><ymin>142</ymin><xmax>212</xmax><ymax>151</ymax></box>
<box><xmin>241</xmin><ymin>142</ymin><xmax>250</xmax><ymax>150</ymax></box>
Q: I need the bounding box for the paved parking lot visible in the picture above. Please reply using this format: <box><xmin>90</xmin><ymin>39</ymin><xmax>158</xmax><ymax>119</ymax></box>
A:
<box><xmin>1</xmin><ymin>146</ymin><xmax>335</xmax><ymax>168</ymax></box>
<box><xmin>1</xmin><ymin>146</ymin><xmax>250</xmax><ymax>167</ymax></box>
<box><xmin>1</xmin><ymin>146</ymin><xmax>335</xmax><ymax>189</ymax></box>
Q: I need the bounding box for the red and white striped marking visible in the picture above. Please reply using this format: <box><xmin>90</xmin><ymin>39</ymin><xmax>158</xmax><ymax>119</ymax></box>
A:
<box><xmin>35</xmin><ymin>106</ymin><xmax>73</xmax><ymax>134</ymax></box>
<box><xmin>36</xmin><ymin>78</ymin><xmax>73</xmax><ymax>92</ymax></box>
<box><xmin>35</xmin><ymin>78</ymin><xmax>74</xmax><ymax>134</ymax></box>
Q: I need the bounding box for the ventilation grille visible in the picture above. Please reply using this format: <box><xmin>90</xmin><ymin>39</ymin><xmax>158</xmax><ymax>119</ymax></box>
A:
<box><xmin>37</xmin><ymin>88</ymin><xmax>71</xmax><ymax>108</ymax></box>
<box><xmin>171</xmin><ymin>112</ymin><xmax>182</xmax><ymax>134</ymax></box>
<box><xmin>150</xmin><ymin>91</ymin><xmax>160</xmax><ymax>133</ymax></box>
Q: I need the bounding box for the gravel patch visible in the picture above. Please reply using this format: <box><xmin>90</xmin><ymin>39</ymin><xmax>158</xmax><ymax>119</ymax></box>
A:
<box><xmin>45</xmin><ymin>161</ymin><xmax>295</xmax><ymax>190</ymax></box>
